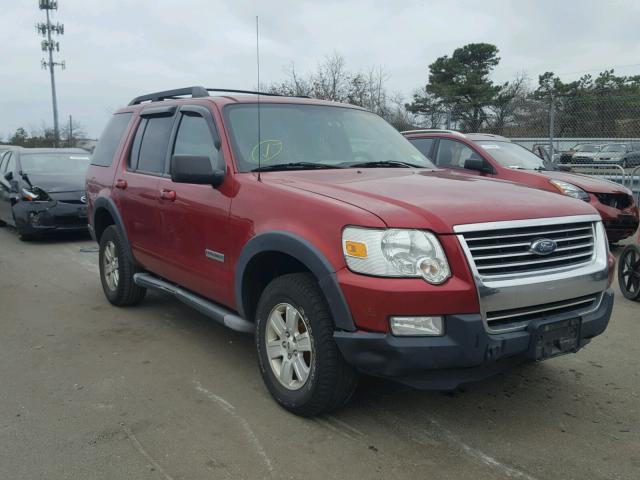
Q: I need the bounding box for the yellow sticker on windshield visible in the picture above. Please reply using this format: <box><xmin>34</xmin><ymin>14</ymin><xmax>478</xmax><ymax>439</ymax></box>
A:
<box><xmin>251</xmin><ymin>139</ymin><xmax>283</xmax><ymax>163</ymax></box>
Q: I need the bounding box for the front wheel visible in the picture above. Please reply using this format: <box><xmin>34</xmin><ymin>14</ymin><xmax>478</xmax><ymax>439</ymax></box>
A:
<box><xmin>99</xmin><ymin>225</ymin><xmax>146</xmax><ymax>306</ymax></box>
<box><xmin>255</xmin><ymin>273</ymin><xmax>358</xmax><ymax>416</ymax></box>
<box><xmin>618</xmin><ymin>245</ymin><xmax>640</xmax><ymax>301</ymax></box>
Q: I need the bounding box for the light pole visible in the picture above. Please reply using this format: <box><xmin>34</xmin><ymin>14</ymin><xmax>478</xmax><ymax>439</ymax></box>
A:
<box><xmin>37</xmin><ymin>0</ymin><xmax>65</xmax><ymax>147</ymax></box>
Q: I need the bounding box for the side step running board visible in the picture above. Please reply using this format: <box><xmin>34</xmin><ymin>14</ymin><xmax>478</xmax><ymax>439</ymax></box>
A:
<box><xmin>133</xmin><ymin>273</ymin><xmax>254</xmax><ymax>334</ymax></box>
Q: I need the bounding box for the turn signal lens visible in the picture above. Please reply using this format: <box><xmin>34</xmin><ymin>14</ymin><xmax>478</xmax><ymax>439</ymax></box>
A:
<box><xmin>344</xmin><ymin>240</ymin><xmax>368</xmax><ymax>258</ymax></box>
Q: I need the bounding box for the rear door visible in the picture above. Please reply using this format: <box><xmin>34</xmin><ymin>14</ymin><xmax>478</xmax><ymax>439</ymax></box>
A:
<box><xmin>155</xmin><ymin>105</ymin><xmax>232</xmax><ymax>302</ymax></box>
<box><xmin>113</xmin><ymin>107</ymin><xmax>177</xmax><ymax>273</ymax></box>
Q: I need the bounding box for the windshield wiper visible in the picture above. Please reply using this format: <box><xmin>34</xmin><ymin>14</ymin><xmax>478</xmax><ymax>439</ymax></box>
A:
<box><xmin>252</xmin><ymin>162</ymin><xmax>343</xmax><ymax>172</ymax></box>
<box><xmin>347</xmin><ymin>160</ymin><xmax>423</xmax><ymax>168</ymax></box>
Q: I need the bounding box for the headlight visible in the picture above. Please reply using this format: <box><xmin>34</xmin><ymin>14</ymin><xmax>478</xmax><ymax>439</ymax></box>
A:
<box><xmin>342</xmin><ymin>227</ymin><xmax>451</xmax><ymax>284</ymax></box>
<box><xmin>21</xmin><ymin>187</ymin><xmax>50</xmax><ymax>202</ymax></box>
<box><xmin>549</xmin><ymin>179</ymin><xmax>590</xmax><ymax>202</ymax></box>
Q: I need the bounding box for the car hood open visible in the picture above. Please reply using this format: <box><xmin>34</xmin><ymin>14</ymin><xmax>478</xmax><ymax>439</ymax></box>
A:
<box><xmin>267</xmin><ymin>169</ymin><xmax>597</xmax><ymax>233</ymax></box>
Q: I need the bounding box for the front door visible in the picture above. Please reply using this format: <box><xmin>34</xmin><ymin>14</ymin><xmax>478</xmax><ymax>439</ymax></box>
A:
<box><xmin>155</xmin><ymin>105</ymin><xmax>232</xmax><ymax>303</ymax></box>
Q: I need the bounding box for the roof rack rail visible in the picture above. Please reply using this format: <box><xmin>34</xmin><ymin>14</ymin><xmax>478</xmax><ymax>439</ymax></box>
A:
<box><xmin>128</xmin><ymin>86</ymin><xmax>311</xmax><ymax>105</ymax></box>
<box><xmin>401</xmin><ymin>129</ymin><xmax>465</xmax><ymax>136</ymax></box>
<box><xmin>128</xmin><ymin>86</ymin><xmax>209</xmax><ymax>105</ymax></box>
<box><xmin>207</xmin><ymin>88</ymin><xmax>310</xmax><ymax>98</ymax></box>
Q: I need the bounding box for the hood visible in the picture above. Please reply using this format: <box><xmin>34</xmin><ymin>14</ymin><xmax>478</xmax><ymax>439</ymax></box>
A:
<box><xmin>572</xmin><ymin>151</ymin><xmax>599</xmax><ymax>158</ymax></box>
<box><xmin>265</xmin><ymin>169</ymin><xmax>597</xmax><ymax>233</ymax></box>
<box><xmin>595</xmin><ymin>151</ymin><xmax>624</xmax><ymax>159</ymax></box>
<box><xmin>534</xmin><ymin>170</ymin><xmax>630</xmax><ymax>194</ymax></box>
<box><xmin>21</xmin><ymin>173</ymin><xmax>85</xmax><ymax>193</ymax></box>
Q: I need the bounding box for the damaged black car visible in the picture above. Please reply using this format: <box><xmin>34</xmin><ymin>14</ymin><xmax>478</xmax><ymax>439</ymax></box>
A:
<box><xmin>0</xmin><ymin>148</ymin><xmax>91</xmax><ymax>240</ymax></box>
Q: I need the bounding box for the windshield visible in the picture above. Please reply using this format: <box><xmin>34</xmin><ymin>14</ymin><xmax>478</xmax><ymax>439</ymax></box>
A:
<box><xmin>20</xmin><ymin>153</ymin><xmax>91</xmax><ymax>175</ymax></box>
<box><xmin>575</xmin><ymin>144</ymin><xmax>600</xmax><ymax>152</ymax></box>
<box><xmin>224</xmin><ymin>103</ymin><xmax>434</xmax><ymax>172</ymax></box>
<box><xmin>477</xmin><ymin>141</ymin><xmax>546</xmax><ymax>170</ymax></box>
<box><xmin>601</xmin><ymin>144</ymin><xmax>626</xmax><ymax>152</ymax></box>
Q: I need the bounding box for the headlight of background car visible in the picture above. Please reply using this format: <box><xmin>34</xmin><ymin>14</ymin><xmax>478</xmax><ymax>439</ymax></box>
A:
<box><xmin>342</xmin><ymin>227</ymin><xmax>451</xmax><ymax>284</ymax></box>
<box><xmin>549</xmin><ymin>179</ymin><xmax>590</xmax><ymax>202</ymax></box>
<box><xmin>21</xmin><ymin>187</ymin><xmax>51</xmax><ymax>202</ymax></box>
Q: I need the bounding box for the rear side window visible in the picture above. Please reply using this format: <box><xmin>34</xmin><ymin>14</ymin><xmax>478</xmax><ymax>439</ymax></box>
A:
<box><xmin>135</xmin><ymin>116</ymin><xmax>175</xmax><ymax>174</ymax></box>
<box><xmin>409</xmin><ymin>138</ymin><xmax>435</xmax><ymax>159</ymax></box>
<box><xmin>91</xmin><ymin>113</ymin><xmax>133</xmax><ymax>167</ymax></box>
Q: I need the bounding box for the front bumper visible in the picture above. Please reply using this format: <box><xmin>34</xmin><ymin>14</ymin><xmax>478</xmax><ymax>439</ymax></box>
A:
<box><xmin>592</xmin><ymin>201</ymin><xmax>639</xmax><ymax>242</ymax></box>
<box><xmin>13</xmin><ymin>200</ymin><xmax>88</xmax><ymax>235</ymax></box>
<box><xmin>335</xmin><ymin>289</ymin><xmax>613</xmax><ymax>390</ymax></box>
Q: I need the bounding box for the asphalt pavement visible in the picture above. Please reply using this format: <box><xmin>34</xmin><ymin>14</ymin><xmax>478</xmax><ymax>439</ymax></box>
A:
<box><xmin>0</xmin><ymin>227</ymin><xmax>638</xmax><ymax>480</ymax></box>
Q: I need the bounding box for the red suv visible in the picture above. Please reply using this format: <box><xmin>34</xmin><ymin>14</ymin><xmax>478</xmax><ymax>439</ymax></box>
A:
<box><xmin>403</xmin><ymin>130</ymin><xmax>639</xmax><ymax>243</ymax></box>
<box><xmin>87</xmin><ymin>87</ymin><xmax>614</xmax><ymax>416</ymax></box>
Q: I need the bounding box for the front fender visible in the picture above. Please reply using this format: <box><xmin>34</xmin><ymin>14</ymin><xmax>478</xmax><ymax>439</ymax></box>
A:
<box><xmin>235</xmin><ymin>231</ymin><xmax>355</xmax><ymax>331</ymax></box>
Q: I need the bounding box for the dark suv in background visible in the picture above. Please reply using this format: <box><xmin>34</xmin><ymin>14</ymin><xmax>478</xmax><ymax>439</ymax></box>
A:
<box><xmin>403</xmin><ymin>130</ymin><xmax>639</xmax><ymax>243</ymax></box>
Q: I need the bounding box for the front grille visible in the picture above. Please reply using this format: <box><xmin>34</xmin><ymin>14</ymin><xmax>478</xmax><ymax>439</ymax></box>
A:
<box><xmin>486</xmin><ymin>294</ymin><xmax>600</xmax><ymax>331</ymax></box>
<box><xmin>460</xmin><ymin>221</ymin><xmax>595</xmax><ymax>277</ymax></box>
<box><xmin>595</xmin><ymin>193</ymin><xmax>632</xmax><ymax>210</ymax></box>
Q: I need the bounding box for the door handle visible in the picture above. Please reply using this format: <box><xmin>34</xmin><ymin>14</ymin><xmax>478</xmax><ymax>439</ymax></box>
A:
<box><xmin>160</xmin><ymin>189</ymin><xmax>176</xmax><ymax>201</ymax></box>
<box><xmin>115</xmin><ymin>179</ymin><xmax>128</xmax><ymax>189</ymax></box>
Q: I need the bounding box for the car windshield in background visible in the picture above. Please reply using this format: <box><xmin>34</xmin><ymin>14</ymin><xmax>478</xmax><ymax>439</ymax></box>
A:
<box><xmin>601</xmin><ymin>144</ymin><xmax>626</xmax><ymax>153</ymax></box>
<box><xmin>20</xmin><ymin>153</ymin><xmax>91</xmax><ymax>174</ymax></box>
<box><xmin>575</xmin><ymin>144</ymin><xmax>600</xmax><ymax>152</ymax></box>
<box><xmin>477</xmin><ymin>141</ymin><xmax>546</xmax><ymax>170</ymax></box>
<box><xmin>224</xmin><ymin>103</ymin><xmax>434</xmax><ymax>172</ymax></box>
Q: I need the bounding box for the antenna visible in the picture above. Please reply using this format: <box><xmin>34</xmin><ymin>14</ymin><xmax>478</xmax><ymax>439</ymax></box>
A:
<box><xmin>256</xmin><ymin>15</ymin><xmax>262</xmax><ymax>182</ymax></box>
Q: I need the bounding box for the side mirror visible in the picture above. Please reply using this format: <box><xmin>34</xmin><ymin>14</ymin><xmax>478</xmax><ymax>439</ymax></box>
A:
<box><xmin>171</xmin><ymin>154</ymin><xmax>225</xmax><ymax>187</ymax></box>
<box><xmin>464</xmin><ymin>157</ymin><xmax>493</xmax><ymax>174</ymax></box>
<box><xmin>4</xmin><ymin>171</ymin><xmax>13</xmax><ymax>182</ymax></box>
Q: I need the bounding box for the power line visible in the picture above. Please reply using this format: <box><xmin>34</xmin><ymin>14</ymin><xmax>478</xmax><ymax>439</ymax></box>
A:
<box><xmin>36</xmin><ymin>0</ymin><xmax>65</xmax><ymax>147</ymax></box>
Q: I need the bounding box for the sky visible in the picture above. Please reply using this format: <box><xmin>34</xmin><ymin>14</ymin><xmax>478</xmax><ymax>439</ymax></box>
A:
<box><xmin>2</xmin><ymin>0</ymin><xmax>640</xmax><ymax>140</ymax></box>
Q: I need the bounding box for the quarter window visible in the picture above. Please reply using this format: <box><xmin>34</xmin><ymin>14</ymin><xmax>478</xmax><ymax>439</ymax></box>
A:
<box><xmin>91</xmin><ymin>113</ymin><xmax>133</xmax><ymax>167</ymax></box>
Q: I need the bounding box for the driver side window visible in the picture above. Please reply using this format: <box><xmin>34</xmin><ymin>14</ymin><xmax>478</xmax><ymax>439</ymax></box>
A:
<box><xmin>436</xmin><ymin>139</ymin><xmax>479</xmax><ymax>168</ymax></box>
<box><xmin>172</xmin><ymin>113</ymin><xmax>222</xmax><ymax>170</ymax></box>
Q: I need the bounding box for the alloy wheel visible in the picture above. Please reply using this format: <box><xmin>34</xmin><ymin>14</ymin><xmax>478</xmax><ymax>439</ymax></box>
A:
<box><xmin>265</xmin><ymin>303</ymin><xmax>313</xmax><ymax>390</ymax></box>
<box><xmin>103</xmin><ymin>240</ymin><xmax>120</xmax><ymax>291</ymax></box>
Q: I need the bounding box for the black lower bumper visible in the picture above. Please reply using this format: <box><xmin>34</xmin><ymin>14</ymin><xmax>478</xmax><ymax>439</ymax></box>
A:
<box><xmin>13</xmin><ymin>201</ymin><xmax>88</xmax><ymax>235</ymax></box>
<box><xmin>334</xmin><ymin>289</ymin><xmax>613</xmax><ymax>390</ymax></box>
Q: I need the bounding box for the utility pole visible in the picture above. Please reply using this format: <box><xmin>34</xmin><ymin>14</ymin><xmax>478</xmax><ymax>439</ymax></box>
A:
<box><xmin>68</xmin><ymin>115</ymin><xmax>73</xmax><ymax>147</ymax></box>
<box><xmin>36</xmin><ymin>0</ymin><xmax>65</xmax><ymax>147</ymax></box>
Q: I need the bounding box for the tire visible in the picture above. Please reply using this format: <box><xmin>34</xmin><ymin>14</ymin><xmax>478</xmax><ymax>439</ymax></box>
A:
<box><xmin>99</xmin><ymin>225</ymin><xmax>146</xmax><ymax>306</ymax></box>
<box><xmin>621</xmin><ymin>158</ymin><xmax>628</xmax><ymax>169</ymax></box>
<box><xmin>255</xmin><ymin>273</ymin><xmax>358</xmax><ymax>416</ymax></box>
<box><xmin>618</xmin><ymin>245</ymin><xmax>640</xmax><ymax>301</ymax></box>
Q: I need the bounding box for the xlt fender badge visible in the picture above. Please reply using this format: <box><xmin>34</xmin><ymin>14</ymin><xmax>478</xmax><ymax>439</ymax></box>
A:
<box><xmin>205</xmin><ymin>249</ymin><xmax>225</xmax><ymax>263</ymax></box>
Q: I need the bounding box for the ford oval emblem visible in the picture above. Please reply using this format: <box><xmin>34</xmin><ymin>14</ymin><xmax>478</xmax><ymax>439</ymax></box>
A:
<box><xmin>529</xmin><ymin>238</ymin><xmax>557</xmax><ymax>256</ymax></box>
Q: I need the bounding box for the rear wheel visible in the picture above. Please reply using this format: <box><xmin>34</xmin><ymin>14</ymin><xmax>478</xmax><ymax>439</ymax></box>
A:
<box><xmin>255</xmin><ymin>273</ymin><xmax>358</xmax><ymax>416</ymax></box>
<box><xmin>618</xmin><ymin>245</ymin><xmax>640</xmax><ymax>301</ymax></box>
<box><xmin>99</xmin><ymin>225</ymin><xmax>146</xmax><ymax>306</ymax></box>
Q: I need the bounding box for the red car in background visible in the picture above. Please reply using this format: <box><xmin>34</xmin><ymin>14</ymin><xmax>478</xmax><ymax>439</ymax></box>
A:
<box><xmin>403</xmin><ymin>130</ymin><xmax>639</xmax><ymax>243</ymax></box>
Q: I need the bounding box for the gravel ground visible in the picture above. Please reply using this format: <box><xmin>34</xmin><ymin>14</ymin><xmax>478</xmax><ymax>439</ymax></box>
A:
<box><xmin>0</xmin><ymin>227</ymin><xmax>638</xmax><ymax>480</ymax></box>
